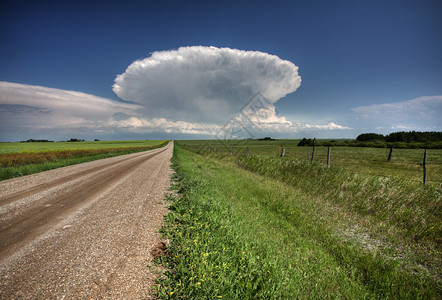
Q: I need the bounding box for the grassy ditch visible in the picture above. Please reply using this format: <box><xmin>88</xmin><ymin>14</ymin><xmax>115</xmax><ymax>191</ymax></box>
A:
<box><xmin>0</xmin><ymin>141</ymin><xmax>168</xmax><ymax>181</ymax></box>
<box><xmin>179</xmin><ymin>141</ymin><xmax>442</xmax><ymax>185</ymax></box>
<box><xmin>236</xmin><ymin>155</ymin><xmax>441</xmax><ymax>249</ymax></box>
<box><xmin>156</xmin><ymin>146</ymin><xmax>440</xmax><ymax>298</ymax></box>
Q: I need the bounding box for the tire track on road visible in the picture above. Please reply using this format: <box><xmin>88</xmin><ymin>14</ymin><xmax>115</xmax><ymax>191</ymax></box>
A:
<box><xmin>0</xmin><ymin>142</ymin><xmax>173</xmax><ymax>298</ymax></box>
<box><xmin>0</xmin><ymin>145</ymin><xmax>169</xmax><ymax>261</ymax></box>
<box><xmin>0</xmin><ymin>148</ymin><xmax>164</xmax><ymax>207</ymax></box>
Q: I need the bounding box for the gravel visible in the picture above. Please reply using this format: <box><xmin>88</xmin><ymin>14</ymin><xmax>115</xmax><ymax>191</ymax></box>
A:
<box><xmin>0</xmin><ymin>142</ymin><xmax>173</xmax><ymax>299</ymax></box>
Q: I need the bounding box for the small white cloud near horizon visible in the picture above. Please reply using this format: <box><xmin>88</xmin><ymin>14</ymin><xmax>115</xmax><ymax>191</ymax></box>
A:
<box><xmin>223</xmin><ymin>103</ymin><xmax>351</xmax><ymax>138</ymax></box>
<box><xmin>110</xmin><ymin>116</ymin><xmax>221</xmax><ymax>135</ymax></box>
<box><xmin>352</xmin><ymin>95</ymin><xmax>442</xmax><ymax>132</ymax></box>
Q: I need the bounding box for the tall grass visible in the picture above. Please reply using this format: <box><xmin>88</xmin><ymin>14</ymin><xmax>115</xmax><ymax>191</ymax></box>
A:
<box><xmin>236</xmin><ymin>155</ymin><xmax>441</xmax><ymax>287</ymax></box>
<box><xmin>237</xmin><ymin>155</ymin><xmax>441</xmax><ymax>246</ymax></box>
<box><xmin>156</xmin><ymin>146</ymin><xmax>440</xmax><ymax>298</ymax></box>
<box><xmin>178</xmin><ymin>141</ymin><xmax>442</xmax><ymax>184</ymax></box>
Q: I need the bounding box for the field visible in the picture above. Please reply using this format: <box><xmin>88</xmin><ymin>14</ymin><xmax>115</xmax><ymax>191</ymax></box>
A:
<box><xmin>178</xmin><ymin>139</ymin><xmax>442</xmax><ymax>185</ymax></box>
<box><xmin>155</xmin><ymin>142</ymin><xmax>441</xmax><ymax>298</ymax></box>
<box><xmin>0</xmin><ymin>140</ymin><xmax>167</xmax><ymax>153</ymax></box>
<box><xmin>0</xmin><ymin>140</ymin><xmax>168</xmax><ymax>180</ymax></box>
<box><xmin>2</xmin><ymin>138</ymin><xmax>440</xmax><ymax>297</ymax></box>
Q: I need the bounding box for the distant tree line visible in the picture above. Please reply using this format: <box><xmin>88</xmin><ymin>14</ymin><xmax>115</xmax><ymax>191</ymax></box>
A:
<box><xmin>298</xmin><ymin>138</ymin><xmax>315</xmax><ymax>146</ymax></box>
<box><xmin>357</xmin><ymin>131</ymin><xmax>442</xmax><ymax>143</ymax></box>
<box><xmin>20</xmin><ymin>139</ymin><xmax>54</xmax><ymax>143</ymax></box>
<box><xmin>20</xmin><ymin>138</ymin><xmax>88</xmax><ymax>143</ymax></box>
<box><xmin>355</xmin><ymin>133</ymin><xmax>385</xmax><ymax>142</ymax></box>
<box><xmin>298</xmin><ymin>131</ymin><xmax>442</xmax><ymax>149</ymax></box>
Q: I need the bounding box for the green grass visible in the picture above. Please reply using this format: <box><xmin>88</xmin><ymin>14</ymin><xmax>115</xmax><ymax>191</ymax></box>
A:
<box><xmin>178</xmin><ymin>140</ymin><xmax>442</xmax><ymax>184</ymax></box>
<box><xmin>235</xmin><ymin>155</ymin><xmax>441</xmax><ymax>272</ymax></box>
<box><xmin>236</xmin><ymin>155</ymin><xmax>440</xmax><ymax>237</ymax></box>
<box><xmin>0</xmin><ymin>140</ymin><xmax>166</xmax><ymax>153</ymax></box>
<box><xmin>178</xmin><ymin>137</ymin><xmax>442</xmax><ymax>149</ymax></box>
<box><xmin>155</xmin><ymin>145</ymin><xmax>440</xmax><ymax>299</ymax></box>
<box><xmin>0</xmin><ymin>140</ymin><xmax>168</xmax><ymax>181</ymax></box>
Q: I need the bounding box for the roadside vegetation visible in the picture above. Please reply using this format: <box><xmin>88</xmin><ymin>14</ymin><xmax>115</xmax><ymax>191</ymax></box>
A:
<box><xmin>179</xmin><ymin>139</ymin><xmax>442</xmax><ymax>185</ymax></box>
<box><xmin>0</xmin><ymin>140</ymin><xmax>168</xmax><ymax>181</ymax></box>
<box><xmin>155</xmin><ymin>144</ymin><xmax>441</xmax><ymax>298</ymax></box>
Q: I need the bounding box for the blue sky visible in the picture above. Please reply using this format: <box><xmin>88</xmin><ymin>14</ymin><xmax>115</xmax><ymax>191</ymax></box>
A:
<box><xmin>0</xmin><ymin>0</ymin><xmax>441</xmax><ymax>141</ymax></box>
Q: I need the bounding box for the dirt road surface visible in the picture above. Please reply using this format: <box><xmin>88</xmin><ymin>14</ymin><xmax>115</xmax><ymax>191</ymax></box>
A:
<box><xmin>0</xmin><ymin>142</ymin><xmax>173</xmax><ymax>299</ymax></box>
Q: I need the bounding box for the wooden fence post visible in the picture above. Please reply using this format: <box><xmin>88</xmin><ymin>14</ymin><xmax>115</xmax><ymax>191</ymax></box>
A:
<box><xmin>327</xmin><ymin>146</ymin><xmax>331</xmax><ymax>168</ymax></box>
<box><xmin>281</xmin><ymin>147</ymin><xmax>285</xmax><ymax>157</ymax></box>
<box><xmin>387</xmin><ymin>145</ymin><xmax>393</xmax><ymax>162</ymax></box>
<box><xmin>423</xmin><ymin>150</ymin><xmax>427</xmax><ymax>185</ymax></box>
<box><xmin>311</xmin><ymin>138</ymin><xmax>316</xmax><ymax>162</ymax></box>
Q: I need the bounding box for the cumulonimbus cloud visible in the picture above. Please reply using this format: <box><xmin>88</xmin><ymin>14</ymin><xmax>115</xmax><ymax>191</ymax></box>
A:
<box><xmin>0</xmin><ymin>44</ymin><xmax>353</xmax><ymax>141</ymax></box>
<box><xmin>0</xmin><ymin>81</ymin><xmax>225</xmax><ymax>138</ymax></box>
<box><xmin>112</xmin><ymin>46</ymin><xmax>302</xmax><ymax>124</ymax></box>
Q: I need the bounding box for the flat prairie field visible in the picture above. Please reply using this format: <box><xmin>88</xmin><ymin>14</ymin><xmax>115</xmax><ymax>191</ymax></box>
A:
<box><xmin>178</xmin><ymin>139</ymin><xmax>442</xmax><ymax>185</ymax></box>
<box><xmin>0</xmin><ymin>140</ymin><xmax>168</xmax><ymax>180</ymax></box>
<box><xmin>0</xmin><ymin>140</ymin><xmax>167</xmax><ymax>153</ymax></box>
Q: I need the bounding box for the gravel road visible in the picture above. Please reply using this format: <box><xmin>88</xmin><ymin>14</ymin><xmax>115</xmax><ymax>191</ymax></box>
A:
<box><xmin>0</xmin><ymin>142</ymin><xmax>173</xmax><ymax>298</ymax></box>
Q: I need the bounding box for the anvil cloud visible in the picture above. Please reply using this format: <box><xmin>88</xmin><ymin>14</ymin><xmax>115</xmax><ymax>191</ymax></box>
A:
<box><xmin>0</xmin><ymin>47</ymin><xmax>353</xmax><ymax>141</ymax></box>
<box><xmin>113</xmin><ymin>46</ymin><xmax>302</xmax><ymax>124</ymax></box>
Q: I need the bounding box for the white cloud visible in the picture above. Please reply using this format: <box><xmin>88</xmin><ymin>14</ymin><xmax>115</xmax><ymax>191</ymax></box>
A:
<box><xmin>1</xmin><ymin>45</ymin><xmax>354</xmax><ymax>140</ymax></box>
<box><xmin>110</xmin><ymin>113</ymin><xmax>350</xmax><ymax>138</ymax></box>
<box><xmin>231</xmin><ymin>105</ymin><xmax>350</xmax><ymax>135</ymax></box>
<box><xmin>113</xmin><ymin>46</ymin><xmax>302</xmax><ymax>124</ymax></box>
<box><xmin>0</xmin><ymin>81</ymin><xmax>223</xmax><ymax>138</ymax></box>
<box><xmin>111</xmin><ymin>46</ymin><xmax>350</xmax><ymax>137</ymax></box>
<box><xmin>110</xmin><ymin>117</ymin><xmax>221</xmax><ymax>135</ymax></box>
<box><xmin>0</xmin><ymin>80</ymin><xmax>351</xmax><ymax>140</ymax></box>
<box><xmin>0</xmin><ymin>81</ymin><xmax>141</xmax><ymax>131</ymax></box>
<box><xmin>352</xmin><ymin>95</ymin><xmax>442</xmax><ymax>131</ymax></box>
